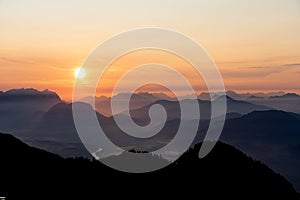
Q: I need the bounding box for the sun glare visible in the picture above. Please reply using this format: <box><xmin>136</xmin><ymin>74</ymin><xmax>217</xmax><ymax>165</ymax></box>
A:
<box><xmin>75</xmin><ymin>67</ymin><xmax>86</xmax><ymax>79</ymax></box>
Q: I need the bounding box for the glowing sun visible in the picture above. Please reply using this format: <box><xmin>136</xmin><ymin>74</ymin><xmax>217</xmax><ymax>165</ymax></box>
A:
<box><xmin>74</xmin><ymin>67</ymin><xmax>86</xmax><ymax>79</ymax></box>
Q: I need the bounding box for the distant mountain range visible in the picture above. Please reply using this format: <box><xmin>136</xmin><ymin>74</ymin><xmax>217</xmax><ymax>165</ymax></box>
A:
<box><xmin>15</xmin><ymin>94</ymin><xmax>271</xmax><ymax>157</ymax></box>
<box><xmin>128</xmin><ymin>95</ymin><xmax>270</xmax><ymax>124</ymax></box>
<box><xmin>0</xmin><ymin>88</ymin><xmax>60</xmax><ymax>101</ymax></box>
<box><xmin>81</xmin><ymin>90</ymin><xmax>300</xmax><ymax>115</ymax></box>
<box><xmin>198</xmin><ymin>90</ymin><xmax>286</xmax><ymax>100</ymax></box>
<box><xmin>269</xmin><ymin>93</ymin><xmax>300</xmax><ymax>99</ymax></box>
<box><xmin>1</xmin><ymin>88</ymin><xmax>300</xmax><ymax>192</ymax></box>
<box><xmin>80</xmin><ymin>92</ymin><xmax>174</xmax><ymax>116</ymax></box>
<box><xmin>1</xmin><ymin>133</ymin><xmax>299</xmax><ymax>198</ymax></box>
<box><xmin>223</xmin><ymin>90</ymin><xmax>300</xmax><ymax>114</ymax></box>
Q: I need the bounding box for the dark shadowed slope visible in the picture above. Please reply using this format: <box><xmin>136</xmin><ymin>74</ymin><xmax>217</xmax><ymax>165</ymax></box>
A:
<box><xmin>214</xmin><ymin>95</ymin><xmax>270</xmax><ymax>114</ymax></box>
<box><xmin>0</xmin><ymin>133</ymin><xmax>299</xmax><ymax>199</ymax></box>
<box><xmin>27</xmin><ymin>102</ymin><xmax>102</xmax><ymax>158</ymax></box>
<box><xmin>0</xmin><ymin>133</ymin><xmax>62</xmax><ymax>161</ymax></box>
<box><xmin>219</xmin><ymin>110</ymin><xmax>300</xmax><ymax>191</ymax></box>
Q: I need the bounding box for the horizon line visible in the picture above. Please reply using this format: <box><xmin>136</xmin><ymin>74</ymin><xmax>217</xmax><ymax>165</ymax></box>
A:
<box><xmin>1</xmin><ymin>87</ymin><xmax>300</xmax><ymax>101</ymax></box>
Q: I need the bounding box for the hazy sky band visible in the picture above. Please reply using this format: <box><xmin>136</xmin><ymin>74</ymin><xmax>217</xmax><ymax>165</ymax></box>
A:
<box><xmin>0</xmin><ymin>0</ymin><xmax>300</xmax><ymax>100</ymax></box>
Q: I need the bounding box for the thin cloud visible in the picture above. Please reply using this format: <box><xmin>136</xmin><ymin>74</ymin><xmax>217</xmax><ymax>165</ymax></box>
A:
<box><xmin>226</xmin><ymin>63</ymin><xmax>300</xmax><ymax>78</ymax></box>
<box><xmin>0</xmin><ymin>56</ymin><xmax>71</xmax><ymax>71</ymax></box>
<box><xmin>242</xmin><ymin>66</ymin><xmax>269</xmax><ymax>69</ymax></box>
<box><xmin>0</xmin><ymin>56</ymin><xmax>36</xmax><ymax>65</ymax></box>
<box><xmin>223</xmin><ymin>66</ymin><xmax>282</xmax><ymax>78</ymax></box>
<box><xmin>283</xmin><ymin>63</ymin><xmax>300</xmax><ymax>67</ymax></box>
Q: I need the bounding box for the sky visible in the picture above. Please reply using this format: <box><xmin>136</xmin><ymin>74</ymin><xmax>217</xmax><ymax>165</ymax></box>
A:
<box><xmin>0</xmin><ymin>0</ymin><xmax>300</xmax><ymax>100</ymax></box>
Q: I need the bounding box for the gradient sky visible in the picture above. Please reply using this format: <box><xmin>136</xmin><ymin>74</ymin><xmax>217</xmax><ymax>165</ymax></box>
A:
<box><xmin>1</xmin><ymin>0</ymin><xmax>300</xmax><ymax>100</ymax></box>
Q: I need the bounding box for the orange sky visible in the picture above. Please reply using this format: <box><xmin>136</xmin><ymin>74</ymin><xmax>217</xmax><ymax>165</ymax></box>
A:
<box><xmin>96</xmin><ymin>49</ymin><xmax>207</xmax><ymax>97</ymax></box>
<box><xmin>1</xmin><ymin>0</ymin><xmax>300</xmax><ymax>100</ymax></box>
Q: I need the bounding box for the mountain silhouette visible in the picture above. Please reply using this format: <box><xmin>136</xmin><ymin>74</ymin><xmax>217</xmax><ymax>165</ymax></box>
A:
<box><xmin>0</xmin><ymin>133</ymin><xmax>299</xmax><ymax>199</ymax></box>
<box><xmin>80</xmin><ymin>92</ymin><xmax>175</xmax><ymax>116</ymax></box>
<box><xmin>215</xmin><ymin>95</ymin><xmax>270</xmax><ymax>113</ymax></box>
<box><xmin>28</xmin><ymin>102</ymin><xmax>102</xmax><ymax>158</ymax></box>
<box><xmin>128</xmin><ymin>95</ymin><xmax>270</xmax><ymax>124</ymax></box>
<box><xmin>248</xmin><ymin>95</ymin><xmax>265</xmax><ymax>99</ymax></box>
<box><xmin>199</xmin><ymin>91</ymin><xmax>300</xmax><ymax>114</ymax></box>
<box><xmin>244</xmin><ymin>93</ymin><xmax>300</xmax><ymax>114</ymax></box>
<box><xmin>29</xmin><ymin>102</ymin><xmax>180</xmax><ymax>157</ymax></box>
<box><xmin>1</xmin><ymin>88</ymin><xmax>300</xmax><ymax>193</ymax></box>
<box><xmin>199</xmin><ymin>90</ymin><xmax>286</xmax><ymax>100</ymax></box>
<box><xmin>0</xmin><ymin>88</ymin><xmax>60</xmax><ymax>101</ymax></box>
<box><xmin>0</xmin><ymin>88</ymin><xmax>62</xmax><ymax>134</ymax></box>
<box><xmin>148</xmin><ymin>109</ymin><xmax>300</xmax><ymax>191</ymax></box>
<box><xmin>269</xmin><ymin>93</ymin><xmax>300</xmax><ymax>99</ymax></box>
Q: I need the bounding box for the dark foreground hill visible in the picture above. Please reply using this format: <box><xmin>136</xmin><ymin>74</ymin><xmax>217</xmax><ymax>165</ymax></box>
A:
<box><xmin>0</xmin><ymin>133</ymin><xmax>299</xmax><ymax>199</ymax></box>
